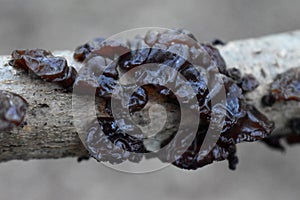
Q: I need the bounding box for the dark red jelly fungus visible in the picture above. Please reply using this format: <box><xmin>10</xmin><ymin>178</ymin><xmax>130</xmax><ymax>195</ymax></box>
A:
<box><xmin>74</xmin><ymin>56</ymin><xmax>117</xmax><ymax>95</ymax></box>
<box><xmin>86</xmin><ymin>118</ymin><xmax>147</xmax><ymax>164</ymax></box>
<box><xmin>159</xmin><ymin>76</ymin><xmax>273</xmax><ymax>170</ymax></box>
<box><xmin>0</xmin><ymin>90</ymin><xmax>28</xmax><ymax>131</ymax></box>
<box><xmin>92</xmin><ymin>40</ymin><xmax>130</xmax><ymax>60</ymax></box>
<box><xmin>127</xmin><ymin>86</ymin><xmax>148</xmax><ymax>113</ymax></box>
<box><xmin>74</xmin><ymin>37</ymin><xmax>130</xmax><ymax>62</ymax></box>
<box><xmin>269</xmin><ymin>67</ymin><xmax>300</xmax><ymax>101</ymax></box>
<box><xmin>74</xmin><ymin>38</ymin><xmax>105</xmax><ymax>62</ymax></box>
<box><xmin>171</xmin><ymin>28</ymin><xmax>198</xmax><ymax>42</ymax></box>
<box><xmin>239</xmin><ymin>74</ymin><xmax>259</xmax><ymax>93</ymax></box>
<box><xmin>227</xmin><ymin>68</ymin><xmax>242</xmax><ymax>83</ymax></box>
<box><xmin>9</xmin><ymin>49</ymin><xmax>77</xmax><ymax>91</ymax></box>
<box><xmin>173</xmin><ymin>141</ymin><xmax>239</xmax><ymax>170</ymax></box>
<box><xmin>76</xmin><ymin>29</ymin><xmax>273</xmax><ymax>170</ymax></box>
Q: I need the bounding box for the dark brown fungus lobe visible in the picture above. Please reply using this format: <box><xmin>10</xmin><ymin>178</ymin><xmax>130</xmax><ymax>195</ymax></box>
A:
<box><xmin>147</xmin><ymin>29</ymin><xmax>199</xmax><ymax>48</ymax></box>
<box><xmin>74</xmin><ymin>37</ymin><xmax>130</xmax><ymax>62</ymax></box>
<box><xmin>171</xmin><ymin>28</ymin><xmax>198</xmax><ymax>42</ymax></box>
<box><xmin>74</xmin><ymin>56</ymin><xmax>115</xmax><ymax>94</ymax></box>
<box><xmin>0</xmin><ymin>90</ymin><xmax>28</xmax><ymax>131</ymax></box>
<box><xmin>172</xmin><ymin>141</ymin><xmax>239</xmax><ymax>170</ymax></box>
<box><xmin>227</xmin><ymin>68</ymin><xmax>242</xmax><ymax>83</ymax></box>
<box><xmin>239</xmin><ymin>74</ymin><xmax>259</xmax><ymax>93</ymax></box>
<box><xmin>261</xmin><ymin>67</ymin><xmax>300</xmax><ymax>149</ymax></box>
<box><xmin>269</xmin><ymin>67</ymin><xmax>300</xmax><ymax>102</ymax></box>
<box><xmin>91</xmin><ymin>40</ymin><xmax>130</xmax><ymax>60</ymax></box>
<box><xmin>86</xmin><ymin>118</ymin><xmax>146</xmax><ymax>164</ymax></box>
<box><xmin>9</xmin><ymin>49</ymin><xmax>77</xmax><ymax>91</ymax></box>
<box><xmin>162</xmin><ymin>76</ymin><xmax>273</xmax><ymax>170</ymax></box>
<box><xmin>227</xmin><ymin>68</ymin><xmax>259</xmax><ymax>93</ymax></box>
<box><xmin>127</xmin><ymin>87</ymin><xmax>148</xmax><ymax>113</ymax></box>
<box><xmin>74</xmin><ymin>38</ymin><xmax>105</xmax><ymax>62</ymax></box>
<box><xmin>77</xmin><ymin>29</ymin><xmax>274</xmax><ymax>170</ymax></box>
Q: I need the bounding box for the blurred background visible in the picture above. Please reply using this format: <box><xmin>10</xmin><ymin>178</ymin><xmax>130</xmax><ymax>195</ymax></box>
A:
<box><xmin>0</xmin><ymin>0</ymin><xmax>300</xmax><ymax>200</ymax></box>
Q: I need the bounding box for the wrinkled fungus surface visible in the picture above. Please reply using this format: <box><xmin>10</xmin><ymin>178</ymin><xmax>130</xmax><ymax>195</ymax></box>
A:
<box><xmin>0</xmin><ymin>90</ymin><xmax>28</xmax><ymax>131</ymax></box>
<box><xmin>86</xmin><ymin>118</ymin><xmax>147</xmax><ymax>164</ymax></box>
<box><xmin>261</xmin><ymin>67</ymin><xmax>300</xmax><ymax>149</ymax></box>
<box><xmin>9</xmin><ymin>49</ymin><xmax>77</xmax><ymax>90</ymax></box>
<box><xmin>74</xmin><ymin>29</ymin><xmax>274</xmax><ymax>170</ymax></box>
<box><xmin>74</xmin><ymin>38</ymin><xmax>105</xmax><ymax>62</ymax></box>
<box><xmin>226</xmin><ymin>68</ymin><xmax>259</xmax><ymax>93</ymax></box>
<box><xmin>263</xmin><ymin>67</ymin><xmax>300</xmax><ymax>103</ymax></box>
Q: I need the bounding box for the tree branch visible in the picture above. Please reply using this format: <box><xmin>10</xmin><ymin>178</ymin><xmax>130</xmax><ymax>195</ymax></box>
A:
<box><xmin>1</xmin><ymin>30</ymin><xmax>300</xmax><ymax>162</ymax></box>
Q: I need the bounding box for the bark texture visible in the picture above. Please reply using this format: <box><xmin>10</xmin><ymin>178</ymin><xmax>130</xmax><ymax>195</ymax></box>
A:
<box><xmin>1</xmin><ymin>30</ymin><xmax>300</xmax><ymax>162</ymax></box>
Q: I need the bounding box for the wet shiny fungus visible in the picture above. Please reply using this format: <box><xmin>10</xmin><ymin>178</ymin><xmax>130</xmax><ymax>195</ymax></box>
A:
<box><xmin>74</xmin><ymin>38</ymin><xmax>105</xmax><ymax>62</ymax></box>
<box><xmin>74</xmin><ymin>29</ymin><xmax>273</xmax><ymax>170</ymax></box>
<box><xmin>261</xmin><ymin>67</ymin><xmax>300</xmax><ymax>149</ymax></box>
<box><xmin>86</xmin><ymin>118</ymin><xmax>146</xmax><ymax>164</ymax></box>
<box><xmin>0</xmin><ymin>90</ymin><xmax>28</xmax><ymax>131</ymax></box>
<box><xmin>73</xmin><ymin>37</ymin><xmax>130</xmax><ymax>62</ymax></box>
<box><xmin>9</xmin><ymin>49</ymin><xmax>77</xmax><ymax>91</ymax></box>
<box><xmin>264</xmin><ymin>67</ymin><xmax>300</xmax><ymax>103</ymax></box>
<box><xmin>160</xmin><ymin>76</ymin><xmax>273</xmax><ymax>170</ymax></box>
<box><xmin>227</xmin><ymin>68</ymin><xmax>259</xmax><ymax>93</ymax></box>
<box><xmin>239</xmin><ymin>74</ymin><xmax>259</xmax><ymax>93</ymax></box>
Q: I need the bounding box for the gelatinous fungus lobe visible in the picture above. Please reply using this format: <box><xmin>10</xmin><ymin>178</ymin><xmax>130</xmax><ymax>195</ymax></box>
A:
<box><xmin>144</xmin><ymin>30</ymin><xmax>273</xmax><ymax>170</ymax></box>
<box><xmin>74</xmin><ymin>56</ymin><xmax>148</xmax><ymax>164</ymax></box>
<box><xmin>167</xmin><ymin>75</ymin><xmax>273</xmax><ymax>170</ymax></box>
<box><xmin>0</xmin><ymin>90</ymin><xmax>28</xmax><ymax>131</ymax></box>
<box><xmin>76</xmin><ymin>30</ymin><xmax>203</xmax><ymax>165</ymax></box>
<box><xmin>73</xmin><ymin>37</ymin><xmax>130</xmax><ymax>62</ymax></box>
<box><xmin>74</xmin><ymin>38</ymin><xmax>105</xmax><ymax>62</ymax></box>
<box><xmin>9</xmin><ymin>49</ymin><xmax>77</xmax><ymax>90</ymax></box>
<box><xmin>86</xmin><ymin>118</ymin><xmax>146</xmax><ymax>164</ymax></box>
<box><xmin>226</xmin><ymin>68</ymin><xmax>259</xmax><ymax>93</ymax></box>
<box><xmin>75</xmin><ymin>29</ymin><xmax>274</xmax><ymax>170</ymax></box>
<box><xmin>262</xmin><ymin>67</ymin><xmax>300</xmax><ymax>149</ymax></box>
<box><xmin>263</xmin><ymin>67</ymin><xmax>300</xmax><ymax>103</ymax></box>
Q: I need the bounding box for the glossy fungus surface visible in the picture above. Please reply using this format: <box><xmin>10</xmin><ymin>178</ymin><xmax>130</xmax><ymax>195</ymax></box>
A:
<box><xmin>264</xmin><ymin>67</ymin><xmax>300</xmax><ymax>102</ymax></box>
<box><xmin>0</xmin><ymin>90</ymin><xmax>28</xmax><ymax>131</ymax></box>
<box><xmin>262</xmin><ymin>67</ymin><xmax>300</xmax><ymax>149</ymax></box>
<box><xmin>74</xmin><ymin>29</ymin><xmax>274</xmax><ymax>170</ymax></box>
<box><xmin>9</xmin><ymin>49</ymin><xmax>77</xmax><ymax>90</ymax></box>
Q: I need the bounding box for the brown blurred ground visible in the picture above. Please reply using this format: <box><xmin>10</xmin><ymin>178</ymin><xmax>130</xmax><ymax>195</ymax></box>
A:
<box><xmin>0</xmin><ymin>0</ymin><xmax>300</xmax><ymax>200</ymax></box>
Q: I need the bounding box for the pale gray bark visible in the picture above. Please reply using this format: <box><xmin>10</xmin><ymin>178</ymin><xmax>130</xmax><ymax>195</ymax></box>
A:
<box><xmin>1</xmin><ymin>30</ymin><xmax>300</xmax><ymax>162</ymax></box>
<box><xmin>220</xmin><ymin>31</ymin><xmax>300</xmax><ymax>137</ymax></box>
